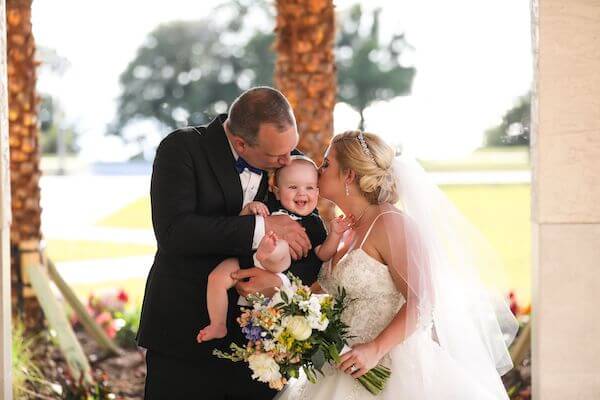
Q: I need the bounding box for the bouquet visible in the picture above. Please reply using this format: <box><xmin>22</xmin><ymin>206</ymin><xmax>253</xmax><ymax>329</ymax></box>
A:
<box><xmin>214</xmin><ymin>274</ymin><xmax>391</xmax><ymax>395</ymax></box>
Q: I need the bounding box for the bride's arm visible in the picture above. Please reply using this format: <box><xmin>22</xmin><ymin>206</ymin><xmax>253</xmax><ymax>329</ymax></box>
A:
<box><xmin>339</xmin><ymin>213</ymin><xmax>419</xmax><ymax>378</ymax></box>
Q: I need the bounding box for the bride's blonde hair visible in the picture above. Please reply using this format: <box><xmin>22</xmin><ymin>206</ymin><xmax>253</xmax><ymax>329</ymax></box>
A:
<box><xmin>330</xmin><ymin>131</ymin><xmax>399</xmax><ymax>205</ymax></box>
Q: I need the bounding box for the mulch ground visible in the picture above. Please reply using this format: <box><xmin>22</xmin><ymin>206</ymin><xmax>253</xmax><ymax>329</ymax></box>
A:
<box><xmin>30</xmin><ymin>329</ymin><xmax>146</xmax><ymax>399</ymax></box>
<box><xmin>27</xmin><ymin>327</ymin><xmax>530</xmax><ymax>400</ymax></box>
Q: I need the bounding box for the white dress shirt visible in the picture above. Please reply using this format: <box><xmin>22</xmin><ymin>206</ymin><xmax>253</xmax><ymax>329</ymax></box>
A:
<box><xmin>226</xmin><ymin>137</ymin><xmax>291</xmax><ymax>291</ymax></box>
<box><xmin>227</xmin><ymin>138</ymin><xmax>265</xmax><ymax>249</ymax></box>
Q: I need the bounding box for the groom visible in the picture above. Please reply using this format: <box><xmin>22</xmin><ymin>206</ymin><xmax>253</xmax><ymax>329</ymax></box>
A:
<box><xmin>137</xmin><ymin>87</ymin><xmax>316</xmax><ymax>399</ymax></box>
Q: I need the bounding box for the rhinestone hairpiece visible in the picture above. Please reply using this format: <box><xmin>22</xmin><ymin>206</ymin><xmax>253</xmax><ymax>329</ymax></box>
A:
<box><xmin>357</xmin><ymin>132</ymin><xmax>376</xmax><ymax>163</ymax></box>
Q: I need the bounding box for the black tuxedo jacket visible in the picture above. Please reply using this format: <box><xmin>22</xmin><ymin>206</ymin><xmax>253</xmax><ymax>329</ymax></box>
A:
<box><xmin>137</xmin><ymin>114</ymin><xmax>318</xmax><ymax>366</ymax></box>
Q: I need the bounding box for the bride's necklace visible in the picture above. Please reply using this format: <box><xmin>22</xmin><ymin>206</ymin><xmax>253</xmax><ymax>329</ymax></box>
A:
<box><xmin>351</xmin><ymin>204</ymin><xmax>374</xmax><ymax>228</ymax></box>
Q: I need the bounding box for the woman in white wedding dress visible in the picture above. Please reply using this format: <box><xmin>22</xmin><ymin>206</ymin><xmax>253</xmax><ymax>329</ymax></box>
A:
<box><xmin>276</xmin><ymin>131</ymin><xmax>518</xmax><ymax>400</ymax></box>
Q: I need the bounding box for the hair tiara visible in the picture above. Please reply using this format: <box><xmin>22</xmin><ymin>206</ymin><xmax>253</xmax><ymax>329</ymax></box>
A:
<box><xmin>357</xmin><ymin>132</ymin><xmax>376</xmax><ymax>163</ymax></box>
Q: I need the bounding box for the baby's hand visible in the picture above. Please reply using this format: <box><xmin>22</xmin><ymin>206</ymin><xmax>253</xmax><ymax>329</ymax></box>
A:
<box><xmin>240</xmin><ymin>201</ymin><xmax>270</xmax><ymax>217</ymax></box>
<box><xmin>330</xmin><ymin>215</ymin><xmax>353</xmax><ymax>236</ymax></box>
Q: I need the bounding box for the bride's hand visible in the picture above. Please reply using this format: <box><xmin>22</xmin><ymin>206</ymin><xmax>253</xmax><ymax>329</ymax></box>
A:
<box><xmin>338</xmin><ymin>342</ymin><xmax>382</xmax><ymax>379</ymax></box>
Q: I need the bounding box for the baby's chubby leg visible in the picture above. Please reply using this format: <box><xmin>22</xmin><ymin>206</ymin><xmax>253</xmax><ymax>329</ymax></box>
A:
<box><xmin>197</xmin><ymin>258</ymin><xmax>239</xmax><ymax>343</ymax></box>
<box><xmin>256</xmin><ymin>231</ymin><xmax>292</xmax><ymax>273</ymax></box>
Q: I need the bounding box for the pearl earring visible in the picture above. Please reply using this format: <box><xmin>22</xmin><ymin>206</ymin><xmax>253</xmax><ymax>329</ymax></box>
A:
<box><xmin>345</xmin><ymin>183</ymin><xmax>350</xmax><ymax>196</ymax></box>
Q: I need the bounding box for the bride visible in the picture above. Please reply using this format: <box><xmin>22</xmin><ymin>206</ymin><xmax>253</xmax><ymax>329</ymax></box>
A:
<box><xmin>276</xmin><ymin>131</ymin><xmax>518</xmax><ymax>400</ymax></box>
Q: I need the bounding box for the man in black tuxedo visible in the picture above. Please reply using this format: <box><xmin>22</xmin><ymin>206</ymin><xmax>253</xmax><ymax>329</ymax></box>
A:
<box><xmin>138</xmin><ymin>87</ymin><xmax>318</xmax><ymax>399</ymax></box>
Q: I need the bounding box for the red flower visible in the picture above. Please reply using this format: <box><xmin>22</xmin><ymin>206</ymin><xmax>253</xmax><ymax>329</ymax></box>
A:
<box><xmin>508</xmin><ymin>291</ymin><xmax>519</xmax><ymax>315</ymax></box>
<box><xmin>117</xmin><ymin>289</ymin><xmax>129</xmax><ymax>304</ymax></box>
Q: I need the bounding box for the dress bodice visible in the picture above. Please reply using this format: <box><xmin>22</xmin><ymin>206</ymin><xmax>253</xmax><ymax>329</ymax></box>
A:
<box><xmin>318</xmin><ymin>248</ymin><xmax>405</xmax><ymax>346</ymax></box>
<box><xmin>276</xmin><ymin>212</ymin><xmax>409</xmax><ymax>400</ymax></box>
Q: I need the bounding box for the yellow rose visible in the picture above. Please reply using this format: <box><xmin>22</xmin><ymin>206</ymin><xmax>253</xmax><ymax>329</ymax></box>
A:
<box><xmin>284</xmin><ymin>316</ymin><xmax>312</xmax><ymax>341</ymax></box>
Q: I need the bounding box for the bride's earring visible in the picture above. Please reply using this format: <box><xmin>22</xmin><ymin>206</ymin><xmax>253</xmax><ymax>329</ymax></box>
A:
<box><xmin>345</xmin><ymin>183</ymin><xmax>350</xmax><ymax>196</ymax></box>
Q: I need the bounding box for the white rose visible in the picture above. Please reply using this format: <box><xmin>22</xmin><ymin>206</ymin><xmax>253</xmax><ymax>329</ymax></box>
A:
<box><xmin>308</xmin><ymin>313</ymin><xmax>329</xmax><ymax>331</ymax></box>
<box><xmin>248</xmin><ymin>353</ymin><xmax>282</xmax><ymax>384</ymax></box>
<box><xmin>284</xmin><ymin>316</ymin><xmax>312</xmax><ymax>341</ymax></box>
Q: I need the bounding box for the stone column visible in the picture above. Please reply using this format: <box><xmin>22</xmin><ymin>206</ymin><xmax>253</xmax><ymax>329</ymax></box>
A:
<box><xmin>0</xmin><ymin>0</ymin><xmax>13</xmax><ymax>397</ymax></box>
<box><xmin>532</xmin><ymin>0</ymin><xmax>600</xmax><ymax>398</ymax></box>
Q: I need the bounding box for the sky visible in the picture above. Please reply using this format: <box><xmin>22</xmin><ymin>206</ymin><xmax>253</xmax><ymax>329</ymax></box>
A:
<box><xmin>32</xmin><ymin>0</ymin><xmax>532</xmax><ymax>161</ymax></box>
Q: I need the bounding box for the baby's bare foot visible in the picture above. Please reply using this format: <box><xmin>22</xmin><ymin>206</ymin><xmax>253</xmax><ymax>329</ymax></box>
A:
<box><xmin>197</xmin><ymin>324</ymin><xmax>227</xmax><ymax>343</ymax></box>
<box><xmin>256</xmin><ymin>231</ymin><xmax>278</xmax><ymax>264</ymax></box>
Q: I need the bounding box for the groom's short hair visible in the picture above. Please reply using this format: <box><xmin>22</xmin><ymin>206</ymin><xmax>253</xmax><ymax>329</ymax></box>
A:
<box><xmin>226</xmin><ymin>86</ymin><xmax>296</xmax><ymax>145</ymax></box>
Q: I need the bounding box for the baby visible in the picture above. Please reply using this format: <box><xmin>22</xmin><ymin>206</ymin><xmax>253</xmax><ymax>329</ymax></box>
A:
<box><xmin>197</xmin><ymin>155</ymin><xmax>351</xmax><ymax>342</ymax></box>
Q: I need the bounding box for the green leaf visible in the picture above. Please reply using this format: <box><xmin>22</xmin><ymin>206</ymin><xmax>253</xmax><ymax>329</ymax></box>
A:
<box><xmin>327</xmin><ymin>343</ymin><xmax>341</xmax><ymax>364</ymax></box>
<box><xmin>310</xmin><ymin>348</ymin><xmax>326</xmax><ymax>370</ymax></box>
<box><xmin>304</xmin><ymin>366</ymin><xmax>318</xmax><ymax>384</ymax></box>
<box><xmin>289</xmin><ymin>368</ymin><xmax>299</xmax><ymax>379</ymax></box>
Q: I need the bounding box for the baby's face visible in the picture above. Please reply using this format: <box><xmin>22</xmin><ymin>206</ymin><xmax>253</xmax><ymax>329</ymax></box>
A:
<box><xmin>275</xmin><ymin>161</ymin><xmax>319</xmax><ymax>216</ymax></box>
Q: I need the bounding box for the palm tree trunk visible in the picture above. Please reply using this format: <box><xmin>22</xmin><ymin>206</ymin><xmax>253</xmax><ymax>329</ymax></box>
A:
<box><xmin>275</xmin><ymin>0</ymin><xmax>337</xmax><ymax>220</ymax></box>
<box><xmin>6</xmin><ymin>0</ymin><xmax>44</xmax><ymax>329</ymax></box>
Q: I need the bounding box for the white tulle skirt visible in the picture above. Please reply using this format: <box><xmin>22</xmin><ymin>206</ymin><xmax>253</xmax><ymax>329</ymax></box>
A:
<box><xmin>275</xmin><ymin>330</ymin><xmax>510</xmax><ymax>400</ymax></box>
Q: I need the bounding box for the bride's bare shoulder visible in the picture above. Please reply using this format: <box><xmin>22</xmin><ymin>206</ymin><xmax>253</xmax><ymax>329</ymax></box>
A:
<box><xmin>363</xmin><ymin>206</ymin><xmax>408</xmax><ymax>251</ymax></box>
<box><xmin>372</xmin><ymin>205</ymin><xmax>407</xmax><ymax>230</ymax></box>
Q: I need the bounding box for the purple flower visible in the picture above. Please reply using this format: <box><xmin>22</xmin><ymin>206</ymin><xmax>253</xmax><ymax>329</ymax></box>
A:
<box><xmin>242</xmin><ymin>324</ymin><xmax>263</xmax><ymax>341</ymax></box>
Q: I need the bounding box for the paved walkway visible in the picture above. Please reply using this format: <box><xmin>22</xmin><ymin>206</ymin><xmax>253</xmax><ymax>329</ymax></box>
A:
<box><xmin>55</xmin><ymin>255</ymin><xmax>154</xmax><ymax>284</ymax></box>
<box><xmin>430</xmin><ymin>170</ymin><xmax>530</xmax><ymax>185</ymax></box>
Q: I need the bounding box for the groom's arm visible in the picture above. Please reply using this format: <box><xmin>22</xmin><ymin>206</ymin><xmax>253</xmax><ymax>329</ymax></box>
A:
<box><xmin>151</xmin><ymin>133</ymin><xmax>255</xmax><ymax>256</ymax></box>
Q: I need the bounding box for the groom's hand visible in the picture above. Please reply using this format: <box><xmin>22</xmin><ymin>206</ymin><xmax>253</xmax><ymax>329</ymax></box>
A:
<box><xmin>233</xmin><ymin>268</ymin><xmax>281</xmax><ymax>298</ymax></box>
<box><xmin>264</xmin><ymin>215</ymin><xmax>311</xmax><ymax>260</ymax></box>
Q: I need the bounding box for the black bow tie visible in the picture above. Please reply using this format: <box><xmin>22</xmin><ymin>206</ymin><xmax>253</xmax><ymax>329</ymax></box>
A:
<box><xmin>234</xmin><ymin>157</ymin><xmax>263</xmax><ymax>175</ymax></box>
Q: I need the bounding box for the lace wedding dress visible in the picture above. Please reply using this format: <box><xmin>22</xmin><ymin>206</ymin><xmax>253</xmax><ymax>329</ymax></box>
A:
<box><xmin>275</xmin><ymin>211</ymin><xmax>510</xmax><ymax>400</ymax></box>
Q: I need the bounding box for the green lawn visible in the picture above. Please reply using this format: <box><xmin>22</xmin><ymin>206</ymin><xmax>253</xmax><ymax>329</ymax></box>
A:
<box><xmin>92</xmin><ymin>183</ymin><xmax>531</xmax><ymax>305</ymax></box>
<box><xmin>442</xmin><ymin>184</ymin><xmax>531</xmax><ymax>304</ymax></box>
<box><xmin>47</xmin><ymin>239</ymin><xmax>155</xmax><ymax>262</ymax></box>
<box><xmin>97</xmin><ymin>197</ymin><xmax>152</xmax><ymax>229</ymax></box>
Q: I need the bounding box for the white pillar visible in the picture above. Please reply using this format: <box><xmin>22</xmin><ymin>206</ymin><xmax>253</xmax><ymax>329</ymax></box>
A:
<box><xmin>532</xmin><ymin>0</ymin><xmax>600</xmax><ymax>398</ymax></box>
<box><xmin>0</xmin><ymin>0</ymin><xmax>12</xmax><ymax>398</ymax></box>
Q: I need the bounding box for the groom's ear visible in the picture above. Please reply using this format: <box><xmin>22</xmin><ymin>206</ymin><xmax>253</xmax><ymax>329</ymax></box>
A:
<box><xmin>230</xmin><ymin>134</ymin><xmax>247</xmax><ymax>154</ymax></box>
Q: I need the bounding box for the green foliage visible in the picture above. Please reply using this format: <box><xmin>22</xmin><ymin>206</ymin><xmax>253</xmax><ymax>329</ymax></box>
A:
<box><xmin>336</xmin><ymin>5</ymin><xmax>416</xmax><ymax>129</ymax></box>
<box><xmin>115</xmin><ymin>2</ymin><xmax>416</xmax><ymax>136</ymax></box>
<box><xmin>12</xmin><ymin>323</ymin><xmax>43</xmax><ymax>398</ymax></box>
<box><xmin>485</xmin><ymin>93</ymin><xmax>531</xmax><ymax>147</ymax></box>
<box><xmin>114</xmin><ymin>306</ymin><xmax>141</xmax><ymax>349</ymax></box>
<box><xmin>114</xmin><ymin>2</ymin><xmax>275</xmax><ymax>132</ymax></box>
<box><xmin>11</xmin><ymin>323</ymin><xmax>65</xmax><ymax>399</ymax></box>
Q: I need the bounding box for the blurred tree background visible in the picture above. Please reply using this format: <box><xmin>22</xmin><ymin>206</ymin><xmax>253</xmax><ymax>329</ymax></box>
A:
<box><xmin>485</xmin><ymin>92</ymin><xmax>530</xmax><ymax>147</ymax></box>
<box><xmin>36</xmin><ymin>46</ymin><xmax>79</xmax><ymax>155</ymax></box>
<box><xmin>113</xmin><ymin>2</ymin><xmax>416</xmax><ymax>138</ymax></box>
<box><xmin>39</xmin><ymin>94</ymin><xmax>79</xmax><ymax>154</ymax></box>
<box><xmin>336</xmin><ymin>5</ymin><xmax>415</xmax><ymax>130</ymax></box>
<box><xmin>113</xmin><ymin>1</ymin><xmax>276</xmax><ymax>134</ymax></box>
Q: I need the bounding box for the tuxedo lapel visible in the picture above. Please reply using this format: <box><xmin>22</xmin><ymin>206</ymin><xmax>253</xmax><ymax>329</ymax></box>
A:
<box><xmin>254</xmin><ymin>174</ymin><xmax>269</xmax><ymax>203</ymax></box>
<box><xmin>201</xmin><ymin>114</ymin><xmax>243</xmax><ymax>215</ymax></box>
